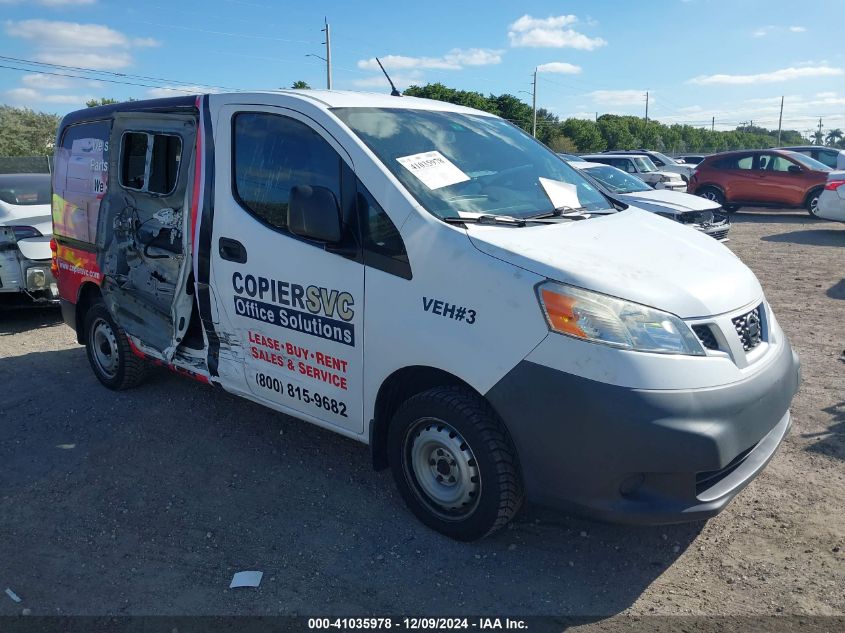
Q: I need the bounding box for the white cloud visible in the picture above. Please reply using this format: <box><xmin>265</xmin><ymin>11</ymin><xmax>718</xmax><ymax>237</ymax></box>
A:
<box><xmin>508</xmin><ymin>14</ymin><xmax>606</xmax><ymax>50</ymax></box>
<box><xmin>588</xmin><ymin>89</ymin><xmax>649</xmax><ymax>106</ymax></box>
<box><xmin>36</xmin><ymin>50</ymin><xmax>133</xmax><ymax>70</ymax></box>
<box><xmin>5</xmin><ymin>20</ymin><xmax>159</xmax><ymax>70</ymax></box>
<box><xmin>754</xmin><ymin>25</ymin><xmax>807</xmax><ymax>37</ymax></box>
<box><xmin>537</xmin><ymin>62</ymin><xmax>581</xmax><ymax>74</ymax></box>
<box><xmin>21</xmin><ymin>73</ymin><xmax>76</xmax><ymax>90</ymax></box>
<box><xmin>689</xmin><ymin>65</ymin><xmax>843</xmax><ymax>85</ymax></box>
<box><xmin>357</xmin><ymin>48</ymin><xmax>503</xmax><ymax>72</ymax></box>
<box><xmin>5</xmin><ymin>87</ymin><xmax>94</xmax><ymax>106</ymax></box>
<box><xmin>0</xmin><ymin>0</ymin><xmax>96</xmax><ymax>5</ymax></box>
<box><xmin>6</xmin><ymin>19</ymin><xmax>142</xmax><ymax>48</ymax></box>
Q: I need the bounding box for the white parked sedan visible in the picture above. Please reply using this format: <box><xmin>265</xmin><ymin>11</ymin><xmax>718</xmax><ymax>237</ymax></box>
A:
<box><xmin>579</xmin><ymin>154</ymin><xmax>687</xmax><ymax>191</ymax></box>
<box><xmin>568</xmin><ymin>160</ymin><xmax>730</xmax><ymax>240</ymax></box>
<box><xmin>817</xmin><ymin>171</ymin><xmax>845</xmax><ymax>222</ymax></box>
<box><xmin>0</xmin><ymin>173</ymin><xmax>58</xmax><ymax>303</ymax></box>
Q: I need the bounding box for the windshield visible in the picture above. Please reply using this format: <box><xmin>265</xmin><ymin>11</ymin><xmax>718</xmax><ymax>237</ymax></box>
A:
<box><xmin>333</xmin><ymin>107</ymin><xmax>613</xmax><ymax>218</ymax></box>
<box><xmin>0</xmin><ymin>174</ymin><xmax>51</xmax><ymax>206</ymax></box>
<box><xmin>633</xmin><ymin>156</ymin><xmax>658</xmax><ymax>173</ymax></box>
<box><xmin>785</xmin><ymin>151</ymin><xmax>831</xmax><ymax>171</ymax></box>
<box><xmin>583</xmin><ymin>165</ymin><xmax>652</xmax><ymax>193</ymax></box>
<box><xmin>650</xmin><ymin>151</ymin><xmax>677</xmax><ymax>166</ymax></box>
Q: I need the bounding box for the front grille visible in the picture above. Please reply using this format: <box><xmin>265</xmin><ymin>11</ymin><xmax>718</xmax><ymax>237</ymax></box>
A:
<box><xmin>693</xmin><ymin>324</ymin><xmax>719</xmax><ymax>351</ymax></box>
<box><xmin>696</xmin><ymin>443</ymin><xmax>758</xmax><ymax>496</ymax></box>
<box><xmin>707</xmin><ymin>227</ymin><xmax>730</xmax><ymax>240</ymax></box>
<box><xmin>680</xmin><ymin>210</ymin><xmax>715</xmax><ymax>225</ymax></box>
<box><xmin>732</xmin><ymin>305</ymin><xmax>764</xmax><ymax>352</ymax></box>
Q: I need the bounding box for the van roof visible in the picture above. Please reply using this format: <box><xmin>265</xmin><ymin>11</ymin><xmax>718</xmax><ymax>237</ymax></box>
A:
<box><xmin>60</xmin><ymin>90</ymin><xmax>495</xmax><ymax>129</ymax></box>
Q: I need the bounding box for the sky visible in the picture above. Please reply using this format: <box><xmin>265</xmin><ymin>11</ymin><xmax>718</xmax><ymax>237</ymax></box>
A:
<box><xmin>1</xmin><ymin>0</ymin><xmax>844</xmax><ymax>136</ymax></box>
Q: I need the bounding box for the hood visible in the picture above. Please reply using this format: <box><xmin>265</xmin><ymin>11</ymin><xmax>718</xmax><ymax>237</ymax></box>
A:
<box><xmin>654</xmin><ymin>170</ymin><xmax>683</xmax><ymax>180</ymax></box>
<box><xmin>467</xmin><ymin>208</ymin><xmax>761</xmax><ymax>318</ymax></box>
<box><xmin>616</xmin><ymin>189</ymin><xmax>721</xmax><ymax>214</ymax></box>
<box><xmin>666</xmin><ymin>163</ymin><xmax>695</xmax><ymax>174</ymax></box>
<box><xmin>16</xmin><ymin>235</ymin><xmax>52</xmax><ymax>261</ymax></box>
<box><xmin>0</xmin><ymin>201</ymin><xmax>51</xmax><ymax>230</ymax></box>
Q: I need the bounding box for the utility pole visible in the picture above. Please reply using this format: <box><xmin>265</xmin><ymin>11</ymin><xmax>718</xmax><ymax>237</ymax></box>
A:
<box><xmin>644</xmin><ymin>91</ymin><xmax>649</xmax><ymax>125</ymax></box>
<box><xmin>818</xmin><ymin>117</ymin><xmax>823</xmax><ymax>144</ymax></box>
<box><xmin>711</xmin><ymin>116</ymin><xmax>714</xmax><ymax>132</ymax></box>
<box><xmin>322</xmin><ymin>18</ymin><xmax>332</xmax><ymax>90</ymax></box>
<box><xmin>777</xmin><ymin>96</ymin><xmax>784</xmax><ymax>145</ymax></box>
<box><xmin>531</xmin><ymin>68</ymin><xmax>537</xmax><ymax>138</ymax></box>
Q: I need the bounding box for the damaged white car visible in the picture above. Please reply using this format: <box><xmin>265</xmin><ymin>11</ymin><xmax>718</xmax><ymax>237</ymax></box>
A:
<box><xmin>0</xmin><ymin>173</ymin><xmax>58</xmax><ymax>303</ymax></box>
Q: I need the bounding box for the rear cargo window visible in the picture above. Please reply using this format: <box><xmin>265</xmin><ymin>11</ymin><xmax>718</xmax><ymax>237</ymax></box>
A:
<box><xmin>233</xmin><ymin>112</ymin><xmax>342</xmax><ymax>232</ymax></box>
<box><xmin>119</xmin><ymin>131</ymin><xmax>182</xmax><ymax>195</ymax></box>
<box><xmin>52</xmin><ymin>120</ymin><xmax>111</xmax><ymax>244</ymax></box>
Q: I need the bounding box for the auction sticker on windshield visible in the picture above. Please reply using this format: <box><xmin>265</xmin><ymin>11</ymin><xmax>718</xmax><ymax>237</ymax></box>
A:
<box><xmin>396</xmin><ymin>151</ymin><xmax>470</xmax><ymax>190</ymax></box>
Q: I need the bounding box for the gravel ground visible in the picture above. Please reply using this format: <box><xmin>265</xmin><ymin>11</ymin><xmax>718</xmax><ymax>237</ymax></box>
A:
<box><xmin>0</xmin><ymin>209</ymin><xmax>842</xmax><ymax>619</ymax></box>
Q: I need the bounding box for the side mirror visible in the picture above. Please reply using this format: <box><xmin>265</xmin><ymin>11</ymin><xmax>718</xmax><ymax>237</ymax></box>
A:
<box><xmin>787</xmin><ymin>165</ymin><xmax>803</xmax><ymax>174</ymax></box>
<box><xmin>288</xmin><ymin>185</ymin><xmax>342</xmax><ymax>243</ymax></box>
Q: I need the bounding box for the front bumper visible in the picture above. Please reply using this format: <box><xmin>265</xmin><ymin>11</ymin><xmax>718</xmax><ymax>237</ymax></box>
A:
<box><xmin>485</xmin><ymin>337</ymin><xmax>801</xmax><ymax>524</ymax></box>
<box><xmin>0</xmin><ymin>247</ymin><xmax>58</xmax><ymax>302</ymax></box>
<box><xmin>655</xmin><ymin>181</ymin><xmax>687</xmax><ymax>191</ymax></box>
<box><xmin>695</xmin><ymin>216</ymin><xmax>731</xmax><ymax>241</ymax></box>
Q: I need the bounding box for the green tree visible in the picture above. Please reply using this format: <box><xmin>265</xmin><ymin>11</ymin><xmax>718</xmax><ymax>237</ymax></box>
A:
<box><xmin>404</xmin><ymin>83</ymin><xmax>495</xmax><ymax>113</ymax></box>
<box><xmin>398</xmin><ymin>81</ymin><xmax>804</xmax><ymax>155</ymax></box>
<box><xmin>560</xmin><ymin>119</ymin><xmax>605</xmax><ymax>152</ymax></box>
<box><xmin>825</xmin><ymin>129</ymin><xmax>843</xmax><ymax>146</ymax></box>
<box><xmin>0</xmin><ymin>105</ymin><xmax>60</xmax><ymax>156</ymax></box>
<box><xmin>548</xmin><ymin>134</ymin><xmax>578</xmax><ymax>153</ymax></box>
<box><xmin>291</xmin><ymin>80</ymin><xmax>311</xmax><ymax>89</ymax></box>
<box><xmin>86</xmin><ymin>98</ymin><xmax>119</xmax><ymax>107</ymax></box>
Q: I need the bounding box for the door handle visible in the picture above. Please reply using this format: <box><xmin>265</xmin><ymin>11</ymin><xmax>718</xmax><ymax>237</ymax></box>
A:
<box><xmin>218</xmin><ymin>237</ymin><xmax>247</xmax><ymax>263</ymax></box>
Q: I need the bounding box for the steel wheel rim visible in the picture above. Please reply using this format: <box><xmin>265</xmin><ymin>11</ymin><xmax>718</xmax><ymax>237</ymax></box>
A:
<box><xmin>403</xmin><ymin>418</ymin><xmax>481</xmax><ymax>520</ymax></box>
<box><xmin>91</xmin><ymin>317</ymin><xmax>119</xmax><ymax>379</ymax></box>
<box><xmin>810</xmin><ymin>195</ymin><xmax>819</xmax><ymax>214</ymax></box>
<box><xmin>701</xmin><ymin>190</ymin><xmax>718</xmax><ymax>201</ymax></box>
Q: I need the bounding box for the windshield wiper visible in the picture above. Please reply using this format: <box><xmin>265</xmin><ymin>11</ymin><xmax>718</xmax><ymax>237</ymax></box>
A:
<box><xmin>441</xmin><ymin>214</ymin><xmax>569</xmax><ymax>227</ymax></box>
<box><xmin>528</xmin><ymin>205</ymin><xmax>590</xmax><ymax>219</ymax></box>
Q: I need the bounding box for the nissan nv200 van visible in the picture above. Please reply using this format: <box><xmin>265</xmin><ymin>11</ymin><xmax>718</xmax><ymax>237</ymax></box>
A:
<box><xmin>52</xmin><ymin>92</ymin><xmax>801</xmax><ymax>540</ymax></box>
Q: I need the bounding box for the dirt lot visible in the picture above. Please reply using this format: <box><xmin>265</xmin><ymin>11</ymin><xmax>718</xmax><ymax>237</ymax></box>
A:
<box><xmin>0</xmin><ymin>209</ymin><xmax>842</xmax><ymax>620</ymax></box>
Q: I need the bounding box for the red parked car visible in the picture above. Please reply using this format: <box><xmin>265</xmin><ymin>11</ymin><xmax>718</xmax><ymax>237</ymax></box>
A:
<box><xmin>688</xmin><ymin>149</ymin><xmax>831</xmax><ymax>216</ymax></box>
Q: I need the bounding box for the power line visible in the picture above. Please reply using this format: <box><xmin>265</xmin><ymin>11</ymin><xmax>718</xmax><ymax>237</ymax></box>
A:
<box><xmin>0</xmin><ymin>55</ymin><xmax>235</xmax><ymax>91</ymax></box>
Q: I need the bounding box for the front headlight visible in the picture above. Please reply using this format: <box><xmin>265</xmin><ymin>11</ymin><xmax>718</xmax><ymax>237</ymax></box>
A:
<box><xmin>537</xmin><ymin>281</ymin><xmax>705</xmax><ymax>355</ymax></box>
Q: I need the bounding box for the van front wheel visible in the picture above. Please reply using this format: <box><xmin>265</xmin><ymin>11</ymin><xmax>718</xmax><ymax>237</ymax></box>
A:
<box><xmin>84</xmin><ymin>302</ymin><xmax>148</xmax><ymax>390</ymax></box>
<box><xmin>388</xmin><ymin>386</ymin><xmax>524</xmax><ymax>541</ymax></box>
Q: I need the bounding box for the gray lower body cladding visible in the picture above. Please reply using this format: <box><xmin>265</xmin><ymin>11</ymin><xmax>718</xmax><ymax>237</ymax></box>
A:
<box><xmin>485</xmin><ymin>339</ymin><xmax>801</xmax><ymax>524</ymax></box>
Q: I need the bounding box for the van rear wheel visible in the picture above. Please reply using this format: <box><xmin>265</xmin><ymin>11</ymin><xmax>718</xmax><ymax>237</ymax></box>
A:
<box><xmin>84</xmin><ymin>302</ymin><xmax>148</xmax><ymax>390</ymax></box>
<box><xmin>387</xmin><ymin>386</ymin><xmax>524</xmax><ymax>541</ymax></box>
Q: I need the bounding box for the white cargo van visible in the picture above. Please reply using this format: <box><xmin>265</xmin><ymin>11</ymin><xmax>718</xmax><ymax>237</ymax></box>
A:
<box><xmin>52</xmin><ymin>92</ymin><xmax>801</xmax><ymax>540</ymax></box>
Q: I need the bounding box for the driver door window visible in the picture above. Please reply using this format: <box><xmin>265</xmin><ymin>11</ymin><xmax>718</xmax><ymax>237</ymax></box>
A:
<box><xmin>233</xmin><ymin>112</ymin><xmax>342</xmax><ymax>233</ymax></box>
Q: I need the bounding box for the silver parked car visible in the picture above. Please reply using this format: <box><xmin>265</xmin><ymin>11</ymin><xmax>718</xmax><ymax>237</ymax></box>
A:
<box><xmin>817</xmin><ymin>171</ymin><xmax>845</xmax><ymax>222</ymax></box>
<box><xmin>565</xmin><ymin>158</ymin><xmax>730</xmax><ymax>240</ymax></box>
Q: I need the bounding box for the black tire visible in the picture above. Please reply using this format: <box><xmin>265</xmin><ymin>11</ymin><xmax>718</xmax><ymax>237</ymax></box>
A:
<box><xmin>805</xmin><ymin>187</ymin><xmax>823</xmax><ymax>217</ymax></box>
<box><xmin>697</xmin><ymin>185</ymin><xmax>725</xmax><ymax>207</ymax></box>
<box><xmin>723</xmin><ymin>204</ymin><xmax>741</xmax><ymax>214</ymax></box>
<box><xmin>84</xmin><ymin>302</ymin><xmax>149</xmax><ymax>390</ymax></box>
<box><xmin>387</xmin><ymin>386</ymin><xmax>524</xmax><ymax>541</ymax></box>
